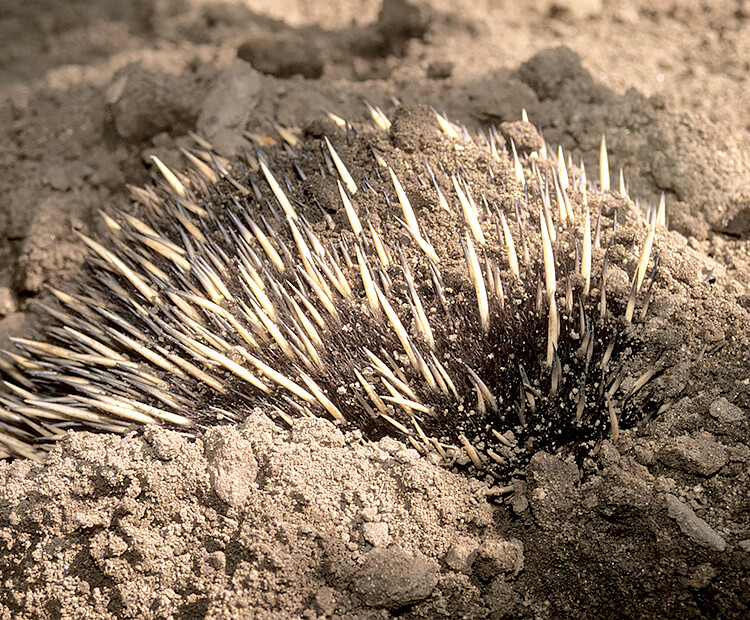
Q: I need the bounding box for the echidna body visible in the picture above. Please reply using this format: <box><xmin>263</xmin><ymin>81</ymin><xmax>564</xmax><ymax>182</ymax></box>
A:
<box><xmin>0</xmin><ymin>105</ymin><xmax>664</xmax><ymax>481</ymax></box>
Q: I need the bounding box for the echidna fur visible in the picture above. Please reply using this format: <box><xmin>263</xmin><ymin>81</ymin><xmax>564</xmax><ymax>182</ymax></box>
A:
<box><xmin>0</xmin><ymin>104</ymin><xmax>667</xmax><ymax>481</ymax></box>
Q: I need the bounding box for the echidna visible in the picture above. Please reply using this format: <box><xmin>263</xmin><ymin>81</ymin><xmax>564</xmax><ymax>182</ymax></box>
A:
<box><xmin>0</xmin><ymin>104</ymin><xmax>667</xmax><ymax>482</ymax></box>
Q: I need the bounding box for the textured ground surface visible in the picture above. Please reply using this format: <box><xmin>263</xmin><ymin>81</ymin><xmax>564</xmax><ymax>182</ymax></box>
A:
<box><xmin>1</xmin><ymin>1</ymin><xmax>749</xmax><ymax>618</ymax></box>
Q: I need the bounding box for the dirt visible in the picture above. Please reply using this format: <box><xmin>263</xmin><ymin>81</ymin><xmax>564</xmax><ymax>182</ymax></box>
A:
<box><xmin>0</xmin><ymin>0</ymin><xmax>749</xmax><ymax>618</ymax></box>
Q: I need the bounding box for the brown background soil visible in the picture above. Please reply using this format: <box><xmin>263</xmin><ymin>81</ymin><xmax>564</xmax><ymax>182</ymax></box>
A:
<box><xmin>0</xmin><ymin>1</ymin><xmax>749</xmax><ymax>618</ymax></box>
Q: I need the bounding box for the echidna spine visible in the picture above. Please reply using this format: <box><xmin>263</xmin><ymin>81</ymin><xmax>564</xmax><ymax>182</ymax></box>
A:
<box><xmin>0</xmin><ymin>105</ymin><xmax>666</xmax><ymax>482</ymax></box>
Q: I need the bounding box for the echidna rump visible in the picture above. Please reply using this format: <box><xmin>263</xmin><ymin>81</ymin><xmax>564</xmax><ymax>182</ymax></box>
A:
<box><xmin>0</xmin><ymin>104</ymin><xmax>667</xmax><ymax>481</ymax></box>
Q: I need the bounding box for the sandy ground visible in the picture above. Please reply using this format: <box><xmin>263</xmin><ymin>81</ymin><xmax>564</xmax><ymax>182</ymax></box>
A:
<box><xmin>0</xmin><ymin>0</ymin><xmax>749</xmax><ymax>618</ymax></box>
